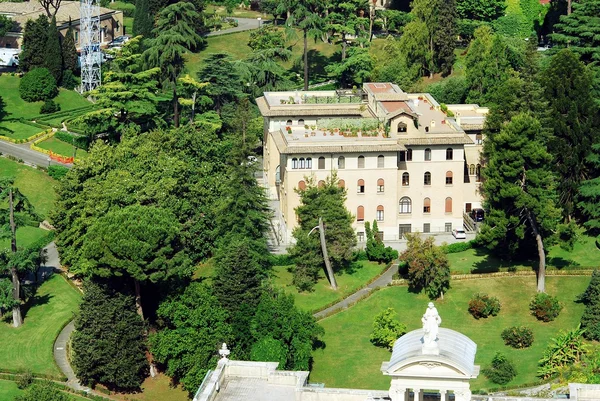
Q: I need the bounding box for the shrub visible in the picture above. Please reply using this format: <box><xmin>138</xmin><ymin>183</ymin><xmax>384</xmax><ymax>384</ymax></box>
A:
<box><xmin>61</xmin><ymin>70</ymin><xmax>79</xmax><ymax>90</ymax></box>
<box><xmin>468</xmin><ymin>293</ymin><xmax>501</xmax><ymax>319</ymax></box>
<box><xmin>14</xmin><ymin>381</ymin><xmax>68</xmax><ymax>401</ymax></box>
<box><xmin>370</xmin><ymin>308</ymin><xmax>406</xmax><ymax>350</ymax></box>
<box><xmin>250</xmin><ymin>336</ymin><xmax>287</xmax><ymax>366</ymax></box>
<box><xmin>443</xmin><ymin>240</ymin><xmax>475</xmax><ymax>254</ymax></box>
<box><xmin>579</xmin><ymin>270</ymin><xmax>600</xmax><ymax>341</ymax></box>
<box><xmin>48</xmin><ymin>165</ymin><xmax>70</xmax><ymax>180</ymax></box>
<box><xmin>538</xmin><ymin>325</ymin><xmax>586</xmax><ymax>379</ymax></box>
<box><xmin>19</xmin><ymin>68</ymin><xmax>58</xmax><ymax>102</ymax></box>
<box><xmin>482</xmin><ymin>352</ymin><xmax>517</xmax><ymax>385</ymax></box>
<box><xmin>529</xmin><ymin>293</ymin><xmax>563</xmax><ymax>322</ymax></box>
<box><xmin>501</xmin><ymin>326</ymin><xmax>534</xmax><ymax>348</ymax></box>
<box><xmin>40</xmin><ymin>99</ymin><xmax>60</xmax><ymax>114</ymax></box>
<box><xmin>15</xmin><ymin>370</ymin><xmax>33</xmax><ymax>389</ymax></box>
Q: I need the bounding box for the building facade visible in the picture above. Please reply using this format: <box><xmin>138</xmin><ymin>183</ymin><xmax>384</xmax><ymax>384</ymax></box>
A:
<box><xmin>257</xmin><ymin>83</ymin><xmax>487</xmax><ymax>244</ymax></box>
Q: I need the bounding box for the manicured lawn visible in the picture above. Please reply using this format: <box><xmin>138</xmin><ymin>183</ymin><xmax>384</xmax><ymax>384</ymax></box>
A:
<box><xmin>0</xmin><ymin>157</ymin><xmax>57</xmax><ymax>219</ymax></box>
<box><xmin>0</xmin><ymin>380</ymin><xmax>22</xmax><ymax>399</ymax></box>
<box><xmin>205</xmin><ymin>4</ymin><xmax>263</xmax><ymax>19</ymax></box>
<box><xmin>111</xmin><ymin>374</ymin><xmax>189</xmax><ymax>401</ymax></box>
<box><xmin>0</xmin><ymin>226</ymin><xmax>50</xmax><ymax>251</ymax></box>
<box><xmin>37</xmin><ymin>136</ymin><xmax>88</xmax><ymax>159</ymax></box>
<box><xmin>0</xmin><ymin>75</ymin><xmax>90</xmax><ymax>120</ymax></box>
<box><xmin>0</xmin><ymin>274</ymin><xmax>81</xmax><ymax>377</ymax></box>
<box><xmin>0</xmin><ymin>120</ymin><xmax>45</xmax><ymax>141</ymax></box>
<box><xmin>124</xmin><ymin>17</ymin><xmax>133</xmax><ymax>36</ymax></box>
<box><xmin>273</xmin><ymin>260</ymin><xmax>388</xmax><ymax>312</ymax></box>
<box><xmin>310</xmin><ymin>276</ymin><xmax>589</xmax><ymax>391</ymax></box>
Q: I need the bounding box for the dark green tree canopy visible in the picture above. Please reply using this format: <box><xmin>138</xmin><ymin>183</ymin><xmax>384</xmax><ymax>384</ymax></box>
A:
<box><xmin>44</xmin><ymin>16</ymin><xmax>62</xmax><ymax>84</ymax></box>
<box><xmin>19</xmin><ymin>15</ymin><xmax>49</xmax><ymax>72</ymax></box>
<box><xmin>456</xmin><ymin>0</ymin><xmax>506</xmax><ymax>20</ymax></box>
<box><xmin>551</xmin><ymin>0</ymin><xmax>600</xmax><ymax>64</ymax></box>
<box><xmin>61</xmin><ymin>24</ymin><xmax>78</xmax><ymax>74</ymax></box>
<box><xmin>133</xmin><ymin>0</ymin><xmax>153</xmax><ymax>38</ymax></box>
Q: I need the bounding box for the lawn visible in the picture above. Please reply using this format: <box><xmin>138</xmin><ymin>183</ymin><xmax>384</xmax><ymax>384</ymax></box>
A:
<box><xmin>0</xmin><ymin>157</ymin><xmax>57</xmax><ymax>219</ymax></box>
<box><xmin>0</xmin><ymin>120</ymin><xmax>45</xmax><ymax>141</ymax></box>
<box><xmin>111</xmin><ymin>374</ymin><xmax>189</xmax><ymax>401</ymax></box>
<box><xmin>205</xmin><ymin>4</ymin><xmax>263</xmax><ymax>19</ymax></box>
<box><xmin>0</xmin><ymin>226</ymin><xmax>50</xmax><ymax>251</ymax></box>
<box><xmin>448</xmin><ymin>235</ymin><xmax>600</xmax><ymax>274</ymax></box>
<box><xmin>37</xmin><ymin>136</ymin><xmax>89</xmax><ymax>159</ymax></box>
<box><xmin>0</xmin><ymin>75</ymin><xmax>90</xmax><ymax>120</ymax></box>
<box><xmin>124</xmin><ymin>17</ymin><xmax>133</xmax><ymax>36</ymax></box>
<box><xmin>273</xmin><ymin>261</ymin><xmax>388</xmax><ymax>312</ymax></box>
<box><xmin>310</xmin><ymin>276</ymin><xmax>589</xmax><ymax>391</ymax></box>
<box><xmin>0</xmin><ymin>274</ymin><xmax>81</xmax><ymax>377</ymax></box>
<box><xmin>0</xmin><ymin>380</ymin><xmax>91</xmax><ymax>401</ymax></box>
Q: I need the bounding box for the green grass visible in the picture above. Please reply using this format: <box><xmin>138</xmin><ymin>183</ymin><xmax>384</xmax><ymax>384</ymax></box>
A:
<box><xmin>310</xmin><ymin>276</ymin><xmax>589</xmax><ymax>391</ymax></box>
<box><xmin>0</xmin><ymin>379</ymin><xmax>22</xmax><ymax>399</ymax></box>
<box><xmin>0</xmin><ymin>226</ymin><xmax>50</xmax><ymax>251</ymax></box>
<box><xmin>0</xmin><ymin>75</ymin><xmax>90</xmax><ymax>120</ymax></box>
<box><xmin>273</xmin><ymin>261</ymin><xmax>388</xmax><ymax>312</ymax></box>
<box><xmin>0</xmin><ymin>120</ymin><xmax>45</xmax><ymax>141</ymax></box>
<box><xmin>0</xmin><ymin>274</ymin><xmax>81</xmax><ymax>377</ymax></box>
<box><xmin>124</xmin><ymin>17</ymin><xmax>133</xmax><ymax>36</ymax></box>
<box><xmin>111</xmin><ymin>374</ymin><xmax>189</xmax><ymax>401</ymax></box>
<box><xmin>36</xmin><ymin>137</ymin><xmax>88</xmax><ymax>159</ymax></box>
<box><xmin>205</xmin><ymin>4</ymin><xmax>263</xmax><ymax>19</ymax></box>
<box><xmin>0</xmin><ymin>157</ymin><xmax>57</xmax><ymax>219</ymax></box>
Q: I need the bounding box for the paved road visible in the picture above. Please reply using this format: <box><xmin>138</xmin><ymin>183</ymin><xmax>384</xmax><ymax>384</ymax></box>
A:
<box><xmin>206</xmin><ymin>17</ymin><xmax>263</xmax><ymax>37</ymax></box>
<box><xmin>0</xmin><ymin>140</ymin><xmax>72</xmax><ymax>168</ymax></box>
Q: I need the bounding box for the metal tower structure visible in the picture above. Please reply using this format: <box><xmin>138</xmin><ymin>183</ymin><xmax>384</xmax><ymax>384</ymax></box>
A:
<box><xmin>80</xmin><ymin>0</ymin><xmax>101</xmax><ymax>92</ymax></box>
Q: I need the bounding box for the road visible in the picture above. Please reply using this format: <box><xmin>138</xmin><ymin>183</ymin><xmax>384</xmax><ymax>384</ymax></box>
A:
<box><xmin>206</xmin><ymin>17</ymin><xmax>264</xmax><ymax>37</ymax></box>
<box><xmin>0</xmin><ymin>140</ymin><xmax>72</xmax><ymax>168</ymax></box>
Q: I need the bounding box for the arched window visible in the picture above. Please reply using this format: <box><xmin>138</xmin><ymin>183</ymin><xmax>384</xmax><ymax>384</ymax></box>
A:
<box><xmin>299</xmin><ymin>158</ymin><xmax>305</xmax><ymax>169</ymax></box>
<box><xmin>423</xmin><ymin>197</ymin><xmax>431</xmax><ymax>213</ymax></box>
<box><xmin>318</xmin><ymin>180</ymin><xmax>325</xmax><ymax>188</ymax></box>
<box><xmin>338</xmin><ymin>156</ymin><xmax>345</xmax><ymax>169</ymax></box>
<box><xmin>298</xmin><ymin>119</ymin><xmax>305</xmax><ymax>126</ymax></box>
<box><xmin>298</xmin><ymin>180</ymin><xmax>306</xmax><ymax>190</ymax></box>
<box><xmin>424</xmin><ymin>171</ymin><xmax>431</xmax><ymax>186</ymax></box>
<box><xmin>338</xmin><ymin>179</ymin><xmax>345</xmax><ymax>188</ymax></box>
<box><xmin>399</xmin><ymin>197</ymin><xmax>412</xmax><ymax>214</ymax></box>
<box><xmin>286</xmin><ymin>119</ymin><xmax>292</xmax><ymax>126</ymax></box>
<box><xmin>402</xmin><ymin>172</ymin><xmax>409</xmax><ymax>186</ymax></box>
<box><xmin>398</xmin><ymin>122</ymin><xmax>407</xmax><ymax>133</ymax></box>
<box><xmin>425</xmin><ymin>148</ymin><xmax>431</xmax><ymax>161</ymax></box>
<box><xmin>469</xmin><ymin>164</ymin><xmax>475</xmax><ymax>175</ymax></box>
<box><xmin>357</xmin><ymin>179</ymin><xmax>365</xmax><ymax>193</ymax></box>
<box><xmin>446</xmin><ymin>171</ymin><xmax>453</xmax><ymax>185</ymax></box>
<box><xmin>445</xmin><ymin>197</ymin><xmax>453</xmax><ymax>213</ymax></box>
<box><xmin>376</xmin><ymin>205</ymin><xmax>384</xmax><ymax>221</ymax></box>
<box><xmin>318</xmin><ymin>156</ymin><xmax>325</xmax><ymax>169</ymax></box>
<box><xmin>306</xmin><ymin>157</ymin><xmax>312</xmax><ymax>169</ymax></box>
<box><xmin>377</xmin><ymin>178</ymin><xmax>384</xmax><ymax>193</ymax></box>
<box><xmin>358</xmin><ymin>155</ymin><xmax>365</xmax><ymax>168</ymax></box>
<box><xmin>357</xmin><ymin>206</ymin><xmax>364</xmax><ymax>222</ymax></box>
<box><xmin>406</xmin><ymin>149</ymin><xmax>413</xmax><ymax>161</ymax></box>
<box><xmin>476</xmin><ymin>164</ymin><xmax>481</xmax><ymax>182</ymax></box>
<box><xmin>425</xmin><ymin>126</ymin><xmax>429</xmax><ymax>133</ymax></box>
<box><xmin>292</xmin><ymin>158</ymin><xmax>298</xmax><ymax>169</ymax></box>
<box><xmin>446</xmin><ymin>148</ymin><xmax>453</xmax><ymax>160</ymax></box>
<box><xmin>275</xmin><ymin>165</ymin><xmax>280</xmax><ymax>182</ymax></box>
<box><xmin>377</xmin><ymin>155</ymin><xmax>385</xmax><ymax>168</ymax></box>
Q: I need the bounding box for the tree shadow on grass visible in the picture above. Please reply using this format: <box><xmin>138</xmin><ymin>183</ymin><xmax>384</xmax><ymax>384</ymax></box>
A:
<box><xmin>21</xmin><ymin>293</ymin><xmax>52</xmax><ymax>321</ymax></box>
<box><xmin>291</xmin><ymin>49</ymin><xmax>341</xmax><ymax>84</ymax></box>
<box><xmin>547</xmin><ymin>256</ymin><xmax>580</xmax><ymax>269</ymax></box>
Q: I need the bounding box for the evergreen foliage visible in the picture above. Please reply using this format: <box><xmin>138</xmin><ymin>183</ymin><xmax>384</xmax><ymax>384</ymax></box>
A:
<box><xmin>501</xmin><ymin>326</ymin><xmax>534</xmax><ymax>348</ymax></box>
<box><xmin>427</xmin><ymin>76</ymin><xmax>468</xmax><ymax>104</ymax></box>
<box><xmin>72</xmin><ymin>279</ymin><xmax>149</xmax><ymax>390</ymax></box>
<box><xmin>19</xmin><ymin>16</ymin><xmax>49</xmax><ymax>72</ymax></box>
<box><xmin>370</xmin><ymin>308</ymin><xmax>406</xmax><ymax>350</ymax></box>
<box><xmin>61</xmin><ymin>24</ymin><xmax>78</xmax><ymax>74</ymax></box>
<box><xmin>325</xmin><ymin>0</ymin><xmax>369</xmax><ymax>60</ymax></box>
<box><xmin>14</xmin><ymin>381</ymin><xmax>67</xmax><ymax>401</ymax></box>
<box><xmin>551</xmin><ymin>0</ymin><xmax>600</xmax><ymax>64</ymax></box>
<box><xmin>468</xmin><ymin>293</ymin><xmax>501</xmax><ymax>319</ymax></box>
<box><xmin>400</xmin><ymin>233</ymin><xmax>450</xmax><ymax>299</ymax></box>
<box><xmin>133</xmin><ymin>0</ymin><xmax>153</xmax><ymax>38</ymax></box>
<box><xmin>40</xmin><ymin>99</ymin><xmax>60</xmax><ymax>114</ymax></box>
<box><xmin>579</xmin><ymin>270</ymin><xmax>600</xmax><ymax>340</ymax></box>
<box><xmin>433</xmin><ymin>0</ymin><xmax>457</xmax><ymax>76</ymax></box>
<box><xmin>365</xmin><ymin>221</ymin><xmax>398</xmax><ymax>264</ymax></box>
<box><xmin>529</xmin><ymin>292</ymin><xmax>563</xmax><ymax>322</ymax></box>
<box><xmin>250</xmin><ymin>337</ymin><xmax>287</xmax><ymax>366</ymax></box>
<box><xmin>197</xmin><ymin>53</ymin><xmax>243</xmax><ymax>114</ymax></box>
<box><xmin>483</xmin><ymin>352</ymin><xmax>517</xmax><ymax>385</ymax></box>
<box><xmin>44</xmin><ymin>16</ymin><xmax>62</xmax><ymax>84</ymax></box>
<box><xmin>326</xmin><ymin>47</ymin><xmax>374</xmax><ymax>88</ymax></box>
<box><xmin>537</xmin><ymin>325</ymin><xmax>587</xmax><ymax>379</ymax></box>
<box><xmin>19</xmin><ymin>68</ymin><xmax>57</xmax><ymax>102</ymax></box>
<box><xmin>456</xmin><ymin>0</ymin><xmax>505</xmax><ymax>21</ymax></box>
<box><xmin>289</xmin><ymin>174</ymin><xmax>356</xmax><ymax>291</ymax></box>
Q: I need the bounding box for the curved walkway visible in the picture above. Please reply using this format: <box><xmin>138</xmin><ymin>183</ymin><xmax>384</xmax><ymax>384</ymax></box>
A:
<box><xmin>206</xmin><ymin>17</ymin><xmax>263</xmax><ymax>37</ymax></box>
<box><xmin>313</xmin><ymin>263</ymin><xmax>398</xmax><ymax>320</ymax></box>
<box><xmin>53</xmin><ymin>321</ymin><xmax>89</xmax><ymax>392</ymax></box>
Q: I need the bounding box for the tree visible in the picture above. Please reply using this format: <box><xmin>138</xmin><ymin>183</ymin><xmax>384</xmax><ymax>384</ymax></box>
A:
<box><xmin>133</xmin><ymin>0</ymin><xmax>153</xmax><ymax>38</ymax></box>
<box><xmin>289</xmin><ymin>175</ymin><xmax>356</xmax><ymax>291</ymax></box>
<box><xmin>151</xmin><ymin>282</ymin><xmax>232</xmax><ymax>394</ymax></box>
<box><xmin>578</xmin><ymin>142</ymin><xmax>600</xmax><ymax>238</ymax></box>
<box><xmin>456</xmin><ymin>0</ymin><xmax>506</xmax><ymax>20</ymax></box>
<box><xmin>250</xmin><ymin>289</ymin><xmax>323</xmax><ymax>370</ymax></box>
<box><xmin>197</xmin><ymin>53</ymin><xmax>243</xmax><ymax>114</ymax></box>
<box><xmin>433</xmin><ymin>0</ymin><xmax>457</xmax><ymax>76</ymax></box>
<box><xmin>78</xmin><ymin>204</ymin><xmax>192</xmax><ymax>319</ymax></box>
<box><xmin>19</xmin><ymin>68</ymin><xmax>57</xmax><ymax>102</ymax></box>
<box><xmin>398</xmin><ymin>19</ymin><xmax>433</xmax><ymax>78</ymax></box>
<box><xmin>551</xmin><ymin>0</ymin><xmax>600</xmax><ymax>65</ymax></box>
<box><xmin>177</xmin><ymin>74</ymin><xmax>211</xmax><ymax>124</ymax></box>
<box><xmin>579</xmin><ymin>270</ymin><xmax>600</xmax><ymax>341</ymax></box>
<box><xmin>44</xmin><ymin>16</ymin><xmax>62</xmax><ymax>84</ymax></box>
<box><xmin>15</xmin><ymin>381</ymin><xmax>67</xmax><ymax>401</ymax></box>
<box><xmin>540</xmin><ymin>49</ymin><xmax>600</xmax><ymax>220</ymax></box>
<box><xmin>144</xmin><ymin>2</ymin><xmax>202</xmax><ymax>127</ymax></box>
<box><xmin>259</xmin><ymin>0</ymin><xmax>281</xmax><ymax>23</ymax></box>
<box><xmin>370</xmin><ymin>308</ymin><xmax>406</xmax><ymax>350</ymax></box>
<box><xmin>61</xmin><ymin>23</ymin><xmax>78</xmax><ymax>74</ymax></box>
<box><xmin>326</xmin><ymin>0</ymin><xmax>369</xmax><ymax>60</ymax></box>
<box><xmin>482</xmin><ymin>352</ymin><xmax>517</xmax><ymax>385</ymax></box>
<box><xmin>248</xmin><ymin>26</ymin><xmax>287</xmax><ymax>51</ymax></box>
<box><xmin>0</xmin><ymin>15</ymin><xmax>15</xmax><ymax>38</ymax></box>
<box><xmin>38</xmin><ymin>0</ymin><xmax>62</xmax><ymax>18</ymax></box>
<box><xmin>19</xmin><ymin>16</ymin><xmax>49</xmax><ymax>72</ymax></box>
<box><xmin>365</xmin><ymin>221</ymin><xmax>397</xmax><ymax>264</ymax></box>
<box><xmin>479</xmin><ymin>114</ymin><xmax>561</xmax><ymax>292</ymax></box>
<box><xmin>400</xmin><ymin>233</ymin><xmax>450</xmax><ymax>299</ymax></box>
<box><xmin>72</xmin><ymin>279</ymin><xmax>148</xmax><ymax>390</ymax></box>
<box><xmin>537</xmin><ymin>325</ymin><xmax>586</xmax><ymax>379</ymax></box>
<box><xmin>326</xmin><ymin>47</ymin><xmax>374</xmax><ymax>88</ymax></box>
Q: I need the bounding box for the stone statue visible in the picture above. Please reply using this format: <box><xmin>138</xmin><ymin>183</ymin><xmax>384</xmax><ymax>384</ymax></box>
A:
<box><xmin>421</xmin><ymin>302</ymin><xmax>441</xmax><ymax>349</ymax></box>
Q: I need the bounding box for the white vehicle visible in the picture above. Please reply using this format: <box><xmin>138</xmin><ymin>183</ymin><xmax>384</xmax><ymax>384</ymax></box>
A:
<box><xmin>0</xmin><ymin>48</ymin><xmax>20</xmax><ymax>67</ymax></box>
<box><xmin>452</xmin><ymin>228</ymin><xmax>466</xmax><ymax>240</ymax></box>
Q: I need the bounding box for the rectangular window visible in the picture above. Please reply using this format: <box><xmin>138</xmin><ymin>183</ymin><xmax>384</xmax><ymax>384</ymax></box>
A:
<box><xmin>399</xmin><ymin>151</ymin><xmax>406</xmax><ymax>162</ymax></box>
<box><xmin>445</xmin><ymin>223</ymin><xmax>452</xmax><ymax>233</ymax></box>
<box><xmin>423</xmin><ymin>223</ymin><xmax>430</xmax><ymax>233</ymax></box>
<box><xmin>446</xmin><ymin>176</ymin><xmax>453</xmax><ymax>185</ymax></box>
<box><xmin>376</xmin><ymin>210</ymin><xmax>384</xmax><ymax>221</ymax></box>
<box><xmin>318</xmin><ymin>157</ymin><xmax>325</xmax><ymax>169</ymax></box>
<box><xmin>357</xmin><ymin>232</ymin><xmax>365</xmax><ymax>242</ymax></box>
<box><xmin>357</xmin><ymin>184</ymin><xmax>365</xmax><ymax>193</ymax></box>
<box><xmin>377</xmin><ymin>185</ymin><xmax>384</xmax><ymax>193</ymax></box>
<box><xmin>466</xmin><ymin>203</ymin><xmax>472</xmax><ymax>213</ymax></box>
<box><xmin>399</xmin><ymin>224</ymin><xmax>411</xmax><ymax>238</ymax></box>
<box><xmin>423</xmin><ymin>205</ymin><xmax>430</xmax><ymax>213</ymax></box>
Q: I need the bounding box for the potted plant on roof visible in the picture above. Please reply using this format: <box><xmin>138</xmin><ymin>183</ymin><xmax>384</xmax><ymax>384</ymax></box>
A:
<box><xmin>286</xmin><ymin>126</ymin><xmax>292</xmax><ymax>134</ymax></box>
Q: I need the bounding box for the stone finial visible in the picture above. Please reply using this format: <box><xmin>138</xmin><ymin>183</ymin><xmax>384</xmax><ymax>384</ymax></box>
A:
<box><xmin>219</xmin><ymin>343</ymin><xmax>230</xmax><ymax>360</ymax></box>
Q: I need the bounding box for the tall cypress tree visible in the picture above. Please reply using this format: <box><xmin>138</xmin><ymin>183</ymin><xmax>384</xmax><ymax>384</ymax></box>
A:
<box><xmin>19</xmin><ymin>15</ymin><xmax>48</xmax><ymax>72</ymax></box>
<box><xmin>133</xmin><ymin>0</ymin><xmax>153</xmax><ymax>38</ymax></box>
<box><xmin>44</xmin><ymin>16</ymin><xmax>63</xmax><ymax>84</ymax></box>
<box><xmin>434</xmin><ymin>0</ymin><xmax>457</xmax><ymax>76</ymax></box>
<box><xmin>62</xmin><ymin>23</ymin><xmax>78</xmax><ymax>73</ymax></box>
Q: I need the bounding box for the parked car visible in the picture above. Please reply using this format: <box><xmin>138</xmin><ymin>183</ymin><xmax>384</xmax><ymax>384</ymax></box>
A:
<box><xmin>108</xmin><ymin>35</ymin><xmax>130</xmax><ymax>48</ymax></box>
<box><xmin>470</xmin><ymin>208</ymin><xmax>485</xmax><ymax>222</ymax></box>
<box><xmin>0</xmin><ymin>48</ymin><xmax>20</xmax><ymax>67</ymax></box>
<box><xmin>452</xmin><ymin>229</ymin><xmax>466</xmax><ymax>240</ymax></box>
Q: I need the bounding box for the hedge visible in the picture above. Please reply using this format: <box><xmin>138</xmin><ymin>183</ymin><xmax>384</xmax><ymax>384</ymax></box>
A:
<box><xmin>55</xmin><ymin>131</ymin><xmax>89</xmax><ymax>151</ymax></box>
<box><xmin>442</xmin><ymin>239</ymin><xmax>477</xmax><ymax>254</ymax></box>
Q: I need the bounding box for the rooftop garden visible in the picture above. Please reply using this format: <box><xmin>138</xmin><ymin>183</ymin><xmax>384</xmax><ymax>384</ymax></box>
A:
<box><xmin>286</xmin><ymin>118</ymin><xmax>386</xmax><ymax>138</ymax></box>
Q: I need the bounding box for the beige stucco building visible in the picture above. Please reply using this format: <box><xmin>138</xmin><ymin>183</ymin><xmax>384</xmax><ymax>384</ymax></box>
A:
<box><xmin>0</xmin><ymin>1</ymin><xmax>123</xmax><ymax>50</ymax></box>
<box><xmin>257</xmin><ymin>83</ymin><xmax>487</xmax><ymax>244</ymax></box>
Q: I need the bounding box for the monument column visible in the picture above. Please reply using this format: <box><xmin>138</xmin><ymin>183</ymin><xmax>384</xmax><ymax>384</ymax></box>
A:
<box><xmin>440</xmin><ymin>389</ymin><xmax>449</xmax><ymax>401</ymax></box>
<box><xmin>415</xmin><ymin>388</ymin><xmax>423</xmax><ymax>401</ymax></box>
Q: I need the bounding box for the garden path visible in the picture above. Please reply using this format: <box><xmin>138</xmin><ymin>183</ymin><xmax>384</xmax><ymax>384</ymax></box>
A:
<box><xmin>206</xmin><ymin>17</ymin><xmax>263</xmax><ymax>37</ymax></box>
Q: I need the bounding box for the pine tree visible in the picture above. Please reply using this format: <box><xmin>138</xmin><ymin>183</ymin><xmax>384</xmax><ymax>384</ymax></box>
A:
<box><xmin>61</xmin><ymin>23</ymin><xmax>78</xmax><ymax>73</ymax></box>
<box><xmin>578</xmin><ymin>142</ymin><xmax>600</xmax><ymax>236</ymax></box>
<box><xmin>19</xmin><ymin>16</ymin><xmax>49</xmax><ymax>72</ymax></box>
<box><xmin>44</xmin><ymin>16</ymin><xmax>63</xmax><ymax>84</ymax></box>
<box><xmin>133</xmin><ymin>0</ymin><xmax>153</xmax><ymax>38</ymax></box>
<box><xmin>551</xmin><ymin>0</ymin><xmax>600</xmax><ymax>64</ymax></box>
<box><xmin>434</xmin><ymin>0</ymin><xmax>457</xmax><ymax>76</ymax></box>
<box><xmin>579</xmin><ymin>270</ymin><xmax>600</xmax><ymax>340</ymax></box>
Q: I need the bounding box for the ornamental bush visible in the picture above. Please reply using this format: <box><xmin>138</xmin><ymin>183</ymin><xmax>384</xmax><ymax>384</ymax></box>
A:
<box><xmin>370</xmin><ymin>308</ymin><xmax>407</xmax><ymax>350</ymax></box>
<box><xmin>501</xmin><ymin>326</ymin><xmax>534</xmax><ymax>348</ymax></box>
<box><xmin>40</xmin><ymin>99</ymin><xmax>60</xmax><ymax>114</ymax></box>
<box><xmin>468</xmin><ymin>293</ymin><xmax>501</xmax><ymax>319</ymax></box>
<box><xmin>530</xmin><ymin>293</ymin><xmax>563</xmax><ymax>322</ymax></box>
<box><xmin>48</xmin><ymin>165</ymin><xmax>69</xmax><ymax>180</ymax></box>
<box><xmin>19</xmin><ymin>68</ymin><xmax>57</xmax><ymax>102</ymax></box>
<box><xmin>482</xmin><ymin>352</ymin><xmax>517</xmax><ymax>385</ymax></box>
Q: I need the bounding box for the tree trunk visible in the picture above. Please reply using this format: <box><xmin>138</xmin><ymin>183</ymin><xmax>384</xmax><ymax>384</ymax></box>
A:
<box><xmin>526</xmin><ymin>210</ymin><xmax>546</xmax><ymax>293</ymax></box>
<box><xmin>190</xmin><ymin>91</ymin><xmax>197</xmax><ymax>124</ymax></box>
<box><xmin>319</xmin><ymin>218</ymin><xmax>337</xmax><ymax>290</ymax></box>
<box><xmin>9</xmin><ymin>189</ymin><xmax>22</xmax><ymax>328</ymax></box>
<box><xmin>303</xmin><ymin>30</ymin><xmax>309</xmax><ymax>91</ymax></box>
<box><xmin>341</xmin><ymin>38</ymin><xmax>347</xmax><ymax>61</ymax></box>
<box><xmin>567</xmin><ymin>0</ymin><xmax>572</xmax><ymax>14</ymax></box>
<box><xmin>173</xmin><ymin>86</ymin><xmax>179</xmax><ymax>128</ymax></box>
<box><xmin>133</xmin><ymin>279</ymin><xmax>144</xmax><ymax>321</ymax></box>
